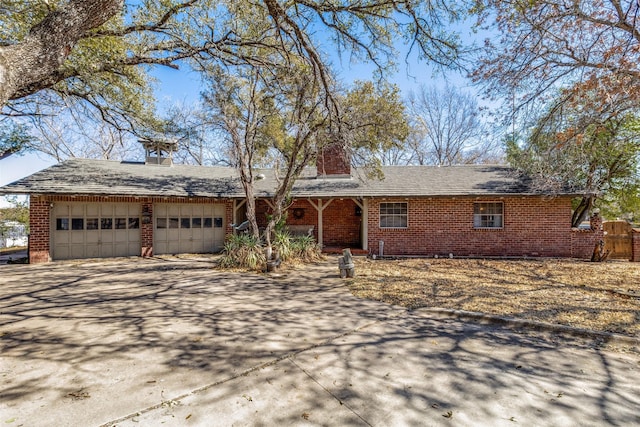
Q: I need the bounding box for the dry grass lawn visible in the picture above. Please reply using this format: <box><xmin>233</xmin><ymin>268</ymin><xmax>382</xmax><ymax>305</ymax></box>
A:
<box><xmin>348</xmin><ymin>258</ymin><xmax>640</xmax><ymax>337</ymax></box>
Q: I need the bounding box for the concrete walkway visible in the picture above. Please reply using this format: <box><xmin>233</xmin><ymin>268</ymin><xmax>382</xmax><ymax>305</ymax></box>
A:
<box><xmin>1</xmin><ymin>257</ymin><xmax>638</xmax><ymax>426</ymax></box>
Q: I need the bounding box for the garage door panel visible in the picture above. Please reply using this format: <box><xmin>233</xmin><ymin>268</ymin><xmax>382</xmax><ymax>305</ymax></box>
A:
<box><xmin>101</xmin><ymin>245</ymin><xmax>114</xmax><ymax>258</ymax></box>
<box><xmin>51</xmin><ymin>202</ymin><xmax>140</xmax><ymax>260</ymax></box>
<box><xmin>71</xmin><ymin>204</ymin><xmax>84</xmax><ymax>216</ymax></box>
<box><xmin>101</xmin><ymin>205</ymin><xmax>114</xmax><ymax>216</ymax></box>
<box><xmin>70</xmin><ymin>245</ymin><xmax>85</xmax><ymax>259</ymax></box>
<box><xmin>114</xmin><ymin>230</ymin><xmax>128</xmax><ymax>243</ymax></box>
<box><xmin>154</xmin><ymin>203</ymin><xmax>225</xmax><ymax>255</ymax></box>
<box><xmin>56</xmin><ymin>246</ymin><xmax>70</xmax><ymax>260</ymax></box>
<box><xmin>70</xmin><ymin>232</ymin><xmax>84</xmax><ymax>244</ymax></box>
<box><xmin>155</xmin><ymin>241</ymin><xmax>168</xmax><ymax>254</ymax></box>
<box><xmin>167</xmin><ymin>229</ymin><xmax>180</xmax><ymax>240</ymax></box>
<box><xmin>86</xmin><ymin>244</ymin><xmax>100</xmax><ymax>258</ymax></box>
<box><xmin>86</xmin><ymin>204</ymin><xmax>100</xmax><ymax>216</ymax></box>
<box><xmin>114</xmin><ymin>204</ymin><xmax>128</xmax><ymax>216</ymax></box>
<box><xmin>114</xmin><ymin>243</ymin><xmax>129</xmax><ymax>257</ymax></box>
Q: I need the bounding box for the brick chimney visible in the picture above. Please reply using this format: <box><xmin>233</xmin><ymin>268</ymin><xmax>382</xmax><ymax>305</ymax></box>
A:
<box><xmin>316</xmin><ymin>142</ymin><xmax>351</xmax><ymax>177</ymax></box>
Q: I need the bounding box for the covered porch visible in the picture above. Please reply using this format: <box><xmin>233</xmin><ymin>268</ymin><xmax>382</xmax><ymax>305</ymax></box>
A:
<box><xmin>232</xmin><ymin>197</ymin><xmax>369</xmax><ymax>253</ymax></box>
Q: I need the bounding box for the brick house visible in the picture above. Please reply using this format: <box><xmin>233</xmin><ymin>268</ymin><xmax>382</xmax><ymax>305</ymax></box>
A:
<box><xmin>0</xmin><ymin>144</ymin><xmax>613</xmax><ymax>263</ymax></box>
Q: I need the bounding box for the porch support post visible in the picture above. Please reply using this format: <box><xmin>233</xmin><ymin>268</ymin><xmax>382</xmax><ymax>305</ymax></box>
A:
<box><xmin>362</xmin><ymin>198</ymin><xmax>368</xmax><ymax>251</ymax></box>
<box><xmin>308</xmin><ymin>198</ymin><xmax>334</xmax><ymax>249</ymax></box>
<box><xmin>317</xmin><ymin>199</ymin><xmax>323</xmax><ymax>248</ymax></box>
<box><xmin>263</xmin><ymin>199</ymin><xmax>275</xmax><ymax>210</ymax></box>
<box><xmin>353</xmin><ymin>198</ymin><xmax>368</xmax><ymax>251</ymax></box>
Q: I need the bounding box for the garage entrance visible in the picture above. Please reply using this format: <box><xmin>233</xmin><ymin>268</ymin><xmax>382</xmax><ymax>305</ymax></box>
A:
<box><xmin>51</xmin><ymin>202</ymin><xmax>141</xmax><ymax>260</ymax></box>
<box><xmin>154</xmin><ymin>203</ymin><xmax>225</xmax><ymax>254</ymax></box>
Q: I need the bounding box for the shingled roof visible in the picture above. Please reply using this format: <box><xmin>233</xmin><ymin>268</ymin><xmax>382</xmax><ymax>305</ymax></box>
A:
<box><xmin>0</xmin><ymin>158</ymin><xmax>545</xmax><ymax>198</ymax></box>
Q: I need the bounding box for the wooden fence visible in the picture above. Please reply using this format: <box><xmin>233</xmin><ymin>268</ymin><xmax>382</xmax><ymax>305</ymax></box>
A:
<box><xmin>603</xmin><ymin>221</ymin><xmax>633</xmax><ymax>260</ymax></box>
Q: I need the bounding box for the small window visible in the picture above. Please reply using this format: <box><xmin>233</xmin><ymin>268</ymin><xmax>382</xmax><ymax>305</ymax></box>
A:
<box><xmin>128</xmin><ymin>218</ymin><xmax>140</xmax><ymax>229</ymax></box>
<box><xmin>71</xmin><ymin>218</ymin><xmax>84</xmax><ymax>230</ymax></box>
<box><xmin>192</xmin><ymin>218</ymin><xmax>202</xmax><ymax>228</ymax></box>
<box><xmin>181</xmin><ymin>218</ymin><xmax>191</xmax><ymax>229</ymax></box>
<box><xmin>380</xmin><ymin>202</ymin><xmax>407</xmax><ymax>228</ymax></box>
<box><xmin>115</xmin><ymin>218</ymin><xmax>127</xmax><ymax>229</ymax></box>
<box><xmin>56</xmin><ymin>218</ymin><xmax>70</xmax><ymax>231</ymax></box>
<box><xmin>101</xmin><ymin>218</ymin><xmax>113</xmax><ymax>230</ymax></box>
<box><xmin>473</xmin><ymin>202</ymin><xmax>503</xmax><ymax>229</ymax></box>
<box><xmin>86</xmin><ymin>218</ymin><xmax>99</xmax><ymax>230</ymax></box>
<box><xmin>214</xmin><ymin>217</ymin><xmax>223</xmax><ymax>228</ymax></box>
<box><xmin>157</xmin><ymin>217</ymin><xmax>167</xmax><ymax>229</ymax></box>
<box><xmin>203</xmin><ymin>217</ymin><xmax>213</xmax><ymax>228</ymax></box>
<box><xmin>169</xmin><ymin>218</ymin><xmax>179</xmax><ymax>228</ymax></box>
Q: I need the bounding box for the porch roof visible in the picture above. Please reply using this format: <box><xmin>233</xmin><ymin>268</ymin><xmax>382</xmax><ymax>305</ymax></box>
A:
<box><xmin>0</xmin><ymin>158</ymin><xmax>555</xmax><ymax>199</ymax></box>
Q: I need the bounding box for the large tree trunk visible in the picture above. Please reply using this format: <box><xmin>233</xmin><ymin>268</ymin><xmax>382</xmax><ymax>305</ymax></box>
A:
<box><xmin>571</xmin><ymin>196</ymin><xmax>594</xmax><ymax>228</ymax></box>
<box><xmin>0</xmin><ymin>0</ymin><xmax>123</xmax><ymax>107</ymax></box>
<box><xmin>241</xmin><ymin>179</ymin><xmax>260</xmax><ymax>241</ymax></box>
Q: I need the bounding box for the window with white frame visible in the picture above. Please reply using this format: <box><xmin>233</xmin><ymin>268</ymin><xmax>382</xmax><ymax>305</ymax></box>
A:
<box><xmin>473</xmin><ymin>202</ymin><xmax>503</xmax><ymax>228</ymax></box>
<box><xmin>380</xmin><ymin>202</ymin><xmax>408</xmax><ymax>228</ymax></box>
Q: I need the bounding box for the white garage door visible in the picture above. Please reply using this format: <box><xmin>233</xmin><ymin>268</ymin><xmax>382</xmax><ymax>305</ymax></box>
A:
<box><xmin>51</xmin><ymin>202</ymin><xmax>141</xmax><ymax>260</ymax></box>
<box><xmin>154</xmin><ymin>203</ymin><xmax>225</xmax><ymax>255</ymax></box>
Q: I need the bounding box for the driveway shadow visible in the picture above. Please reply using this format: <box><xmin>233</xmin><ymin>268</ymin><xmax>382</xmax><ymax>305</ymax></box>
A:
<box><xmin>1</xmin><ymin>258</ymin><xmax>638</xmax><ymax>426</ymax></box>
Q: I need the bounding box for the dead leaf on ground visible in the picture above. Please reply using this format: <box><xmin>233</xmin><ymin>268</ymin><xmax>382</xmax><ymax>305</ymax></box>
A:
<box><xmin>349</xmin><ymin>259</ymin><xmax>640</xmax><ymax>336</ymax></box>
<box><xmin>66</xmin><ymin>389</ymin><xmax>90</xmax><ymax>400</ymax></box>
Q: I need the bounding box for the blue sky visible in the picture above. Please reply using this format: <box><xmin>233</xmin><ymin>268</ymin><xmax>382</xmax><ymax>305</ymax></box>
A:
<box><xmin>0</xmin><ymin>27</ymin><xmax>480</xmax><ymax>206</ymax></box>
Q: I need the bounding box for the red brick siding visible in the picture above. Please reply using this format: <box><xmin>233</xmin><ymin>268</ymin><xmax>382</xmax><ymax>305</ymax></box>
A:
<box><xmin>253</xmin><ymin>199</ymin><xmax>360</xmax><ymax>247</ymax></box>
<box><xmin>225</xmin><ymin>202</ymin><xmax>234</xmax><ymax>240</ymax></box>
<box><xmin>570</xmin><ymin>213</ymin><xmax>604</xmax><ymax>260</ymax></box>
<box><xmin>322</xmin><ymin>199</ymin><xmax>361</xmax><ymax>247</ymax></box>
<box><xmin>29</xmin><ymin>193</ymin><xmax>606</xmax><ymax>262</ymax></box>
<box><xmin>28</xmin><ymin>196</ymin><xmax>51</xmax><ymax>264</ymax></box>
<box><xmin>140</xmin><ymin>201</ymin><xmax>153</xmax><ymax>257</ymax></box>
<box><xmin>254</xmin><ymin>199</ymin><xmax>320</xmax><ymax>240</ymax></box>
<box><xmin>366</xmin><ymin>196</ymin><xmax>598</xmax><ymax>259</ymax></box>
<box><xmin>285</xmin><ymin>200</ymin><xmax>319</xmax><ymax>239</ymax></box>
<box><xmin>316</xmin><ymin>143</ymin><xmax>350</xmax><ymax>176</ymax></box>
<box><xmin>285</xmin><ymin>200</ymin><xmax>317</xmax><ymax>225</ymax></box>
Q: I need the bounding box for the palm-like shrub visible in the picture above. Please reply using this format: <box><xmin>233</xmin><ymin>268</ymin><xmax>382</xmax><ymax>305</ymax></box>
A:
<box><xmin>290</xmin><ymin>234</ymin><xmax>322</xmax><ymax>262</ymax></box>
<box><xmin>220</xmin><ymin>230</ymin><xmax>322</xmax><ymax>269</ymax></box>
<box><xmin>220</xmin><ymin>233</ymin><xmax>265</xmax><ymax>269</ymax></box>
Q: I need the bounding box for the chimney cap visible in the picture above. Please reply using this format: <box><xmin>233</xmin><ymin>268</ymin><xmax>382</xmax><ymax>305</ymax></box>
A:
<box><xmin>140</xmin><ymin>137</ymin><xmax>178</xmax><ymax>166</ymax></box>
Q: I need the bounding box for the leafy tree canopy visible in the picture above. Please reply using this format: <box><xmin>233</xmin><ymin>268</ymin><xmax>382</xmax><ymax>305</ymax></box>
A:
<box><xmin>0</xmin><ymin>0</ymin><xmax>468</xmax><ymax>161</ymax></box>
<box><xmin>507</xmin><ymin>90</ymin><xmax>640</xmax><ymax>226</ymax></box>
<box><xmin>473</xmin><ymin>0</ymin><xmax>640</xmax><ymax>119</ymax></box>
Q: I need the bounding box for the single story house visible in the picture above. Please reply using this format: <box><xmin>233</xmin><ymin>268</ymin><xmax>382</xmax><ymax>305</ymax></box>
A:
<box><xmin>0</xmin><ymin>143</ymin><xmax>620</xmax><ymax>264</ymax></box>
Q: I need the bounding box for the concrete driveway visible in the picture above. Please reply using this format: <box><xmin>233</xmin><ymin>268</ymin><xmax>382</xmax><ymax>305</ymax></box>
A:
<box><xmin>1</xmin><ymin>257</ymin><xmax>639</xmax><ymax>426</ymax></box>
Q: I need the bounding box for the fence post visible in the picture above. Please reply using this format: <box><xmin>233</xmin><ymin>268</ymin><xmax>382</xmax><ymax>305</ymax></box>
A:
<box><xmin>631</xmin><ymin>229</ymin><xmax>640</xmax><ymax>262</ymax></box>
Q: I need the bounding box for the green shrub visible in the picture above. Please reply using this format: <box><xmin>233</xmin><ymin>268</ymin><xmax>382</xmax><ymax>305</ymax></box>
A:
<box><xmin>290</xmin><ymin>234</ymin><xmax>322</xmax><ymax>261</ymax></box>
<box><xmin>219</xmin><ymin>230</ymin><xmax>322</xmax><ymax>270</ymax></box>
<box><xmin>273</xmin><ymin>229</ymin><xmax>292</xmax><ymax>261</ymax></box>
<box><xmin>220</xmin><ymin>233</ymin><xmax>265</xmax><ymax>269</ymax></box>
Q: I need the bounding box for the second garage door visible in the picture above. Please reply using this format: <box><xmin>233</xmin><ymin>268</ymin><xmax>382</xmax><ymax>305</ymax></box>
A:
<box><xmin>154</xmin><ymin>204</ymin><xmax>225</xmax><ymax>254</ymax></box>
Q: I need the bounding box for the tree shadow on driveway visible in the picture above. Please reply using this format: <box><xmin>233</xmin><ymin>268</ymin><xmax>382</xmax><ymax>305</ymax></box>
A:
<box><xmin>1</xmin><ymin>258</ymin><xmax>639</xmax><ymax>426</ymax></box>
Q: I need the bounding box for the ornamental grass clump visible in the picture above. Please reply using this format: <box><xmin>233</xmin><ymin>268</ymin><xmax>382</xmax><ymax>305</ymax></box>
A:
<box><xmin>220</xmin><ymin>233</ymin><xmax>265</xmax><ymax>269</ymax></box>
<box><xmin>273</xmin><ymin>229</ymin><xmax>292</xmax><ymax>261</ymax></box>
<box><xmin>289</xmin><ymin>234</ymin><xmax>322</xmax><ymax>262</ymax></box>
<box><xmin>220</xmin><ymin>230</ymin><xmax>322</xmax><ymax>269</ymax></box>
